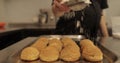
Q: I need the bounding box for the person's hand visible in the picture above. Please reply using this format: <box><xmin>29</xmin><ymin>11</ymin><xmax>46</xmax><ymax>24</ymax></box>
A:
<box><xmin>53</xmin><ymin>0</ymin><xmax>70</xmax><ymax>12</ymax></box>
<box><xmin>52</xmin><ymin>0</ymin><xmax>70</xmax><ymax>17</ymax></box>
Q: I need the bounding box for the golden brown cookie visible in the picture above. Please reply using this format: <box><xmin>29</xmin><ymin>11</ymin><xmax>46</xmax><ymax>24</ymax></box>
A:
<box><xmin>40</xmin><ymin>46</ymin><xmax>59</xmax><ymax>62</ymax></box>
<box><xmin>60</xmin><ymin>44</ymin><xmax>80</xmax><ymax>61</ymax></box>
<box><xmin>49</xmin><ymin>38</ymin><xmax>63</xmax><ymax>52</ymax></box>
<box><xmin>20</xmin><ymin>47</ymin><xmax>39</xmax><ymax>61</ymax></box>
<box><xmin>31</xmin><ymin>37</ymin><xmax>48</xmax><ymax>52</ymax></box>
<box><xmin>80</xmin><ymin>39</ymin><xmax>94</xmax><ymax>47</ymax></box>
<box><xmin>80</xmin><ymin>39</ymin><xmax>103</xmax><ymax>61</ymax></box>
<box><xmin>61</xmin><ymin>37</ymin><xmax>77</xmax><ymax>47</ymax></box>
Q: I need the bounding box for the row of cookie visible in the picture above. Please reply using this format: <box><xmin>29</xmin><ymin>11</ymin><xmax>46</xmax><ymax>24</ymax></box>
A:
<box><xmin>20</xmin><ymin>37</ymin><xmax>103</xmax><ymax>62</ymax></box>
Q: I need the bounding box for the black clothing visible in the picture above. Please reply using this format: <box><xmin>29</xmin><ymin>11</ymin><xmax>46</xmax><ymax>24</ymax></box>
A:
<box><xmin>96</xmin><ymin>0</ymin><xmax>108</xmax><ymax>9</ymax></box>
<box><xmin>52</xmin><ymin>0</ymin><xmax>108</xmax><ymax>42</ymax></box>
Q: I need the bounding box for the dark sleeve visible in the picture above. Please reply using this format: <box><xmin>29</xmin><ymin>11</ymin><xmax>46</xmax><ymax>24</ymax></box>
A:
<box><xmin>97</xmin><ymin>0</ymin><xmax>109</xmax><ymax>9</ymax></box>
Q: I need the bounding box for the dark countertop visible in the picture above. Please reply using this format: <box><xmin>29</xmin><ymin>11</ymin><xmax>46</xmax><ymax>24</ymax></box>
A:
<box><xmin>0</xmin><ymin>28</ymin><xmax>23</xmax><ymax>33</ymax></box>
<box><xmin>0</xmin><ymin>37</ymin><xmax>120</xmax><ymax>63</ymax></box>
<box><xmin>0</xmin><ymin>26</ymin><xmax>55</xmax><ymax>34</ymax></box>
<box><xmin>0</xmin><ymin>26</ymin><xmax>56</xmax><ymax>38</ymax></box>
<box><xmin>0</xmin><ymin>26</ymin><xmax>56</xmax><ymax>50</ymax></box>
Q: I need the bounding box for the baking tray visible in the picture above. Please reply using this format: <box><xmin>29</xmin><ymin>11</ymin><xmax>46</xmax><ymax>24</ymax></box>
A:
<box><xmin>7</xmin><ymin>35</ymin><xmax>118</xmax><ymax>63</ymax></box>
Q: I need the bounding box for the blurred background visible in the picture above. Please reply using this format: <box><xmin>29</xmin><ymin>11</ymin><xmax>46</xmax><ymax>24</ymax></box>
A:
<box><xmin>0</xmin><ymin>0</ymin><xmax>120</xmax><ymax>36</ymax></box>
<box><xmin>0</xmin><ymin>0</ymin><xmax>120</xmax><ymax>63</ymax></box>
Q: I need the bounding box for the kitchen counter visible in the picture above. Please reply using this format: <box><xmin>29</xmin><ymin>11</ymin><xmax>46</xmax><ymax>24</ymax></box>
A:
<box><xmin>102</xmin><ymin>37</ymin><xmax>120</xmax><ymax>63</ymax></box>
<box><xmin>0</xmin><ymin>26</ymin><xmax>55</xmax><ymax>34</ymax></box>
<box><xmin>0</xmin><ymin>37</ymin><xmax>120</xmax><ymax>63</ymax></box>
<box><xmin>0</xmin><ymin>28</ymin><xmax>23</xmax><ymax>34</ymax></box>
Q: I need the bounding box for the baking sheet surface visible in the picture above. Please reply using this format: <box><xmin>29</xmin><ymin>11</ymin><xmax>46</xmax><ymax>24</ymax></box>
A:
<box><xmin>7</xmin><ymin>35</ymin><xmax>116</xmax><ymax>63</ymax></box>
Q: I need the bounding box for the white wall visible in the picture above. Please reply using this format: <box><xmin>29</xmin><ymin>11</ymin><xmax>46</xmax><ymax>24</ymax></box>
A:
<box><xmin>1</xmin><ymin>0</ymin><xmax>120</xmax><ymax>23</ymax></box>
<box><xmin>4</xmin><ymin>0</ymin><xmax>52</xmax><ymax>22</ymax></box>
<box><xmin>107</xmin><ymin>0</ymin><xmax>120</xmax><ymax>16</ymax></box>
<box><xmin>0</xmin><ymin>0</ymin><xmax>5</xmax><ymax>22</ymax></box>
<box><xmin>107</xmin><ymin>0</ymin><xmax>120</xmax><ymax>33</ymax></box>
<box><xmin>105</xmin><ymin>0</ymin><xmax>120</xmax><ymax>22</ymax></box>
<box><xmin>104</xmin><ymin>0</ymin><xmax>120</xmax><ymax>28</ymax></box>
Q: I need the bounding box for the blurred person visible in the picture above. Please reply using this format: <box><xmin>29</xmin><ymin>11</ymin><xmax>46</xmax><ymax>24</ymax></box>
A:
<box><xmin>52</xmin><ymin>0</ymin><xmax>109</xmax><ymax>44</ymax></box>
